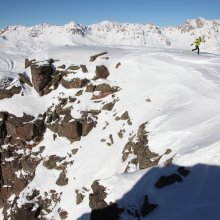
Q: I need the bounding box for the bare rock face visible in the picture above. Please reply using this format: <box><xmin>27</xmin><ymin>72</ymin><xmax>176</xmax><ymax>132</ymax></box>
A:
<box><xmin>91</xmin><ymin>83</ymin><xmax>119</xmax><ymax>100</ymax></box>
<box><xmin>5</xmin><ymin>113</ymin><xmax>45</xmax><ymax>145</ymax></box>
<box><xmin>11</xmin><ymin>203</ymin><xmax>41</xmax><ymax>220</ymax></box>
<box><xmin>0</xmin><ymin>86</ymin><xmax>21</xmax><ymax>100</ymax></box>
<box><xmin>122</xmin><ymin>123</ymin><xmax>160</xmax><ymax>171</ymax></box>
<box><xmin>56</xmin><ymin>170</ymin><xmax>69</xmax><ymax>186</ymax></box>
<box><xmin>0</xmin><ymin>146</ymin><xmax>41</xmax><ymax>216</ymax></box>
<box><xmin>30</xmin><ymin>62</ymin><xmax>54</xmax><ymax>95</ymax></box>
<box><xmin>89</xmin><ymin>52</ymin><xmax>108</xmax><ymax>62</ymax></box>
<box><xmin>95</xmin><ymin>65</ymin><xmax>110</xmax><ymax>80</ymax></box>
<box><xmin>61</xmin><ymin>78</ymin><xmax>89</xmax><ymax>89</ymax></box>
<box><xmin>49</xmin><ymin>120</ymin><xmax>83</xmax><ymax>143</ymax></box>
<box><xmin>46</xmin><ymin>103</ymin><xmax>96</xmax><ymax>142</ymax></box>
<box><xmin>89</xmin><ymin>180</ymin><xmax>108</xmax><ymax>210</ymax></box>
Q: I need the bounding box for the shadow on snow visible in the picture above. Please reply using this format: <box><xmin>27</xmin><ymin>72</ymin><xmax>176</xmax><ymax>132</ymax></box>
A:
<box><xmin>77</xmin><ymin>163</ymin><xmax>220</xmax><ymax>220</ymax></box>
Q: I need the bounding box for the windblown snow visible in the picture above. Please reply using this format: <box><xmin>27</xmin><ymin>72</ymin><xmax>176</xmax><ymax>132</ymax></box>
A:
<box><xmin>0</xmin><ymin>17</ymin><xmax>220</xmax><ymax>220</ymax></box>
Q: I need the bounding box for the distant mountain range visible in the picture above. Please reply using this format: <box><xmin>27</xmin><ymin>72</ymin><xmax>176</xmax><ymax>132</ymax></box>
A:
<box><xmin>1</xmin><ymin>17</ymin><xmax>220</xmax><ymax>53</ymax></box>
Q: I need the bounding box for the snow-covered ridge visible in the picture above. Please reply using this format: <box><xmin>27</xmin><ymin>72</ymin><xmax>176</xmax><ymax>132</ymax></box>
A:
<box><xmin>0</xmin><ymin>17</ymin><xmax>220</xmax><ymax>52</ymax></box>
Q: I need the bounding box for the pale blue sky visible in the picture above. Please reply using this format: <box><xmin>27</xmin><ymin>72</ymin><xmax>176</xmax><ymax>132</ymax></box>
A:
<box><xmin>1</xmin><ymin>0</ymin><xmax>220</xmax><ymax>28</ymax></box>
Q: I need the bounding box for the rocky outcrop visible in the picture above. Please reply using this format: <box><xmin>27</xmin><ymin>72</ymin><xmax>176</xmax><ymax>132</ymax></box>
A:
<box><xmin>89</xmin><ymin>180</ymin><xmax>107</xmax><ymax>209</ymax></box>
<box><xmin>89</xmin><ymin>52</ymin><xmax>108</xmax><ymax>62</ymax></box>
<box><xmin>4</xmin><ymin>113</ymin><xmax>45</xmax><ymax>145</ymax></box>
<box><xmin>0</xmin><ymin>86</ymin><xmax>21</xmax><ymax>100</ymax></box>
<box><xmin>18</xmin><ymin>73</ymin><xmax>33</xmax><ymax>87</ymax></box>
<box><xmin>30</xmin><ymin>61</ymin><xmax>54</xmax><ymax>95</ymax></box>
<box><xmin>94</xmin><ymin>65</ymin><xmax>110</xmax><ymax>80</ymax></box>
<box><xmin>90</xmin><ymin>83</ymin><xmax>119</xmax><ymax>100</ymax></box>
<box><xmin>56</xmin><ymin>170</ymin><xmax>69</xmax><ymax>186</ymax></box>
<box><xmin>0</xmin><ymin>146</ymin><xmax>41</xmax><ymax>216</ymax></box>
<box><xmin>122</xmin><ymin>123</ymin><xmax>160</xmax><ymax>171</ymax></box>
<box><xmin>61</xmin><ymin>77</ymin><xmax>89</xmax><ymax>89</ymax></box>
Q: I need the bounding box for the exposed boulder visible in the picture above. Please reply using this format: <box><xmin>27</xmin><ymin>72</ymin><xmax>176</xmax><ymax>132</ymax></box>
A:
<box><xmin>48</xmin><ymin>120</ymin><xmax>83</xmax><ymax>142</ymax></box>
<box><xmin>95</xmin><ymin>83</ymin><xmax>119</xmax><ymax>93</ymax></box>
<box><xmin>95</xmin><ymin>65</ymin><xmax>110</xmax><ymax>80</ymax></box>
<box><xmin>18</xmin><ymin>73</ymin><xmax>33</xmax><ymax>87</ymax></box>
<box><xmin>80</xmin><ymin>64</ymin><xmax>88</xmax><ymax>73</ymax></box>
<box><xmin>89</xmin><ymin>180</ymin><xmax>108</xmax><ymax>209</ymax></box>
<box><xmin>90</xmin><ymin>83</ymin><xmax>119</xmax><ymax>100</ymax></box>
<box><xmin>25</xmin><ymin>59</ymin><xmax>36</xmax><ymax>68</ymax></box>
<box><xmin>43</xmin><ymin>155</ymin><xmax>65</xmax><ymax>170</ymax></box>
<box><xmin>89</xmin><ymin>52</ymin><xmax>108</xmax><ymax>62</ymax></box>
<box><xmin>102</xmin><ymin>102</ymin><xmax>115</xmax><ymax>111</ymax></box>
<box><xmin>122</xmin><ymin>123</ymin><xmax>160</xmax><ymax>171</ymax></box>
<box><xmin>5</xmin><ymin>113</ymin><xmax>45</xmax><ymax>145</ymax></box>
<box><xmin>30</xmin><ymin>61</ymin><xmax>54</xmax><ymax>95</ymax></box>
<box><xmin>61</xmin><ymin>78</ymin><xmax>89</xmax><ymax>89</ymax></box>
<box><xmin>67</xmin><ymin>65</ymin><xmax>80</xmax><ymax>71</ymax></box>
<box><xmin>56</xmin><ymin>170</ymin><xmax>69</xmax><ymax>186</ymax></box>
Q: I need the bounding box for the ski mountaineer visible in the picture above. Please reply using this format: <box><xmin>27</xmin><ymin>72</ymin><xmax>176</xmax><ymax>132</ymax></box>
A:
<box><xmin>191</xmin><ymin>36</ymin><xmax>205</xmax><ymax>55</ymax></box>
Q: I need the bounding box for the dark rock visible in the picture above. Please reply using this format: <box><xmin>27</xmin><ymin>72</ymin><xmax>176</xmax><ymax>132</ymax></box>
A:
<box><xmin>0</xmin><ymin>86</ymin><xmax>21</xmax><ymax>100</ymax></box>
<box><xmin>43</xmin><ymin>155</ymin><xmax>65</xmax><ymax>170</ymax></box>
<box><xmin>121</xmin><ymin>111</ymin><xmax>129</xmax><ymax>120</ymax></box>
<box><xmin>57</xmin><ymin>64</ymin><xmax>66</xmax><ymax>69</ymax></box>
<box><xmin>31</xmin><ymin>62</ymin><xmax>54</xmax><ymax>95</ymax></box>
<box><xmin>56</xmin><ymin>170</ymin><xmax>68</xmax><ymax>186</ymax></box>
<box><xmin>122</xmin><ymin>123</ymin><xmax>159</xmax><ymax>171</ymax></box>
<box><xmin>85</xmin><ymin>83</ymin><xmax>96</xmax><ymax>92</ymax></box>
<box><xmin>5</xmin><ymin>113</ymin><xmax>45</xmax><ymax>145</ymax></box>
<box><xmin>18</xmin><ymin>73</ymin><xmax>33</xmax><ymax>87</ymax></box>
<box><xmin>0</xmin><ymin>145</ymin><xmax>40</xmax><ymax>214</ymax></box>
<box><xmin>140</xmin><ymin>195</ymin><xmax>158</xmax><ymax>217</ymax></box>
<box><xmin>67</xmin><ymin>65</ymin><xmax>80</xmax><ymax>71</ymax></box>
<box><xmin>90</xmin><ymin>52</ymin><xmax>108</xmax><ymax>62</ymax></box>
<box><xmin>57</xmin><ymin>121</ymin><xmax>82</xmax><ymax>142</ymax></box>
<box><xmin>95</xmin><ymin>83</ymin><xmax>119</xmax><ymax>93</ymax></box>
<box><xmin>95</xmin><ymin>65</ymin><xmax>110</xmax><ymax>79</ymax></box>
<box><xmin>25</xmin><ymin>59</ymin><xmax>36</xmax><ymax>68</ymax></box>
<box><xmin>102</xmin><ymin>102</ymin><xmax>115</xmax><ymax>111</ymax></box>
<box><xmin>80</xmin><ymin>64</ymin><xmax>88</xmax><ymax>73</ymax></box>
<box><xmin>115</xmin><ymin>62</ymin><xmax>121</xmax><ymax>68</ymax></box>
<box><xmin>59</xmin><ymin>210</ymin><xmax>68</xmax><ymax>219</ymax></box>
<box><xmin>61</xmin><ymin>78</ymin><xmax>89</xmax><ymax>89</ymax></box>
<box><xmin>11</xmin><ymin>203</ymin><xmax>41</xmax><ymax>220</ymax></box>
<box><xmin>89</xmin><ymin>180</ymin><xmax>107</xmax><ymax>209</ymax></box>
<box><xmin>76</xmin><ymin>190</ymin><xmax>85</xmax><ymax>205</ymax></box>
<box><xmin>155</xmin><ymin>174</ymin><xmax>183</xmax><ymax>189</ymax></box>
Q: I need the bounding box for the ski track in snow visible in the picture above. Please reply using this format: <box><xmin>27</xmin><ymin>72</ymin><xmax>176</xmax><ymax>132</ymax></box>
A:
<box><xmin>1</xmin><ymin>34</ymin><xmax>220</xmax><ymax>219</ymax></box>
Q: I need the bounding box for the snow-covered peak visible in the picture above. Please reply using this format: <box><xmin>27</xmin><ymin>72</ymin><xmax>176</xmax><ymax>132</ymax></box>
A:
<box><xmin>179</xmin><ymin>17</ymin><xmax>220</xmax><ymax>32</ymax></box>
<box><xmin>0</xmin><ymin>18</ymin><xmax>220</xmax><ymax>52</ymax></box>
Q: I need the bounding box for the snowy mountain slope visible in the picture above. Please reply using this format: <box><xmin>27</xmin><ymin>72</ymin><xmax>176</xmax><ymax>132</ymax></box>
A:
<box><xmin>1</xmin><ymin>17</ymin><xmax>220</xmax><ymax>220</ymax></box>
<box><xmin>0</xmin><ymin>40</ymin><xmax>220</xmax><ymax>220</ymax></box>
<box><xmin>0</xmin><ymin>17</ymin><xmax>220</xmax><ymax>52</ymax></box>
